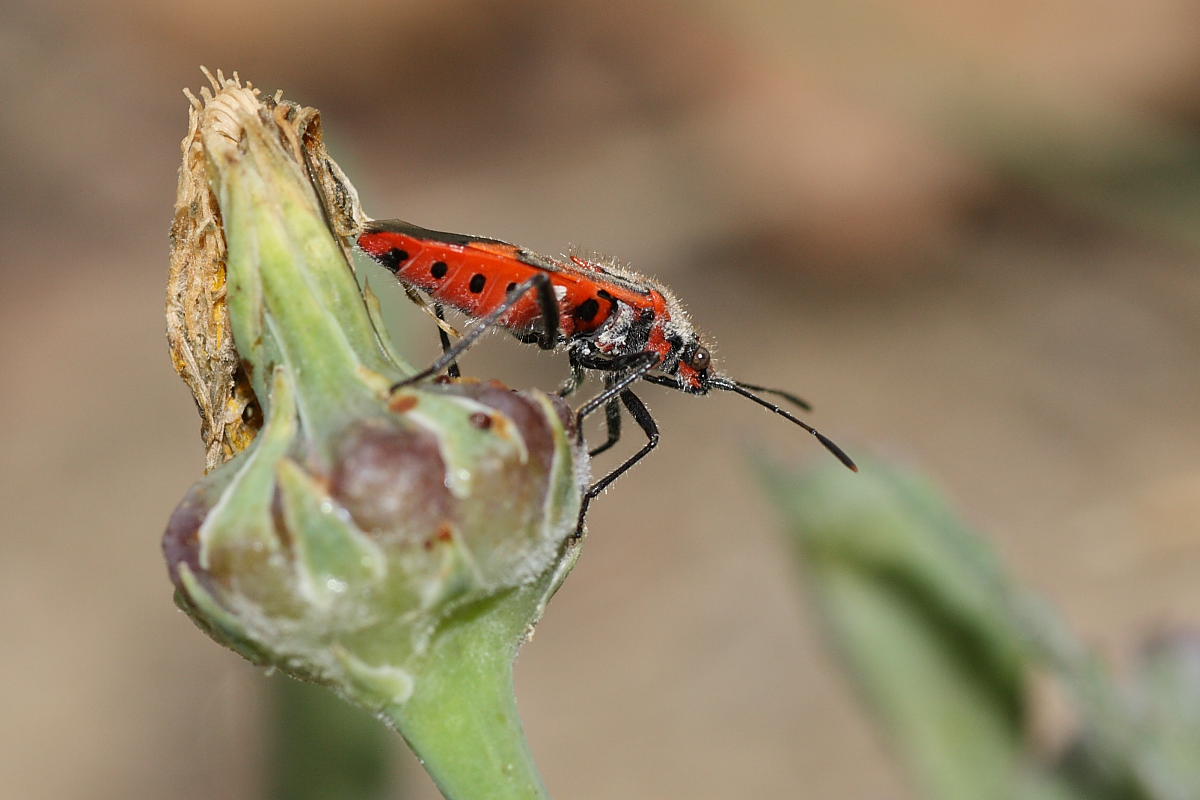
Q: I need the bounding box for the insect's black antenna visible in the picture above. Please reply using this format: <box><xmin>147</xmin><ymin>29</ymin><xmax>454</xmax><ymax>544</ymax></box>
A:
<box><xmin>708</xmin><ymin>377</ymin><xmax>858</xmax><ymax>471</ymax></box>
<box><xmin>729</xmin><ymin>380</ymin><xmax>812</xmax><ymax>412</ymax></box>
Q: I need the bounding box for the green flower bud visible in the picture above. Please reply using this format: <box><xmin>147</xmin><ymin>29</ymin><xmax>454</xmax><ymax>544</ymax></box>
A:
<box><xmin>164</xmin><ymin>71</ymin><xmax>585</xmax><ymax>800</ymax></box>
<box><xmin>165</xmin><ymin>368</ymin><xmax>584</xmax><ymax>700</ymax></box>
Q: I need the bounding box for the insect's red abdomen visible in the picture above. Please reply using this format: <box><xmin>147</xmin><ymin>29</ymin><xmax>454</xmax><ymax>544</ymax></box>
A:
<box><xmin>358</xmin><ymin>226</ymin><xmax>643</xmax><ymax>340</ymax></box>
<box><xmin>359</xmin><ymin>230</ymin><xmax>541</xmax><ymax>327</ymax></box>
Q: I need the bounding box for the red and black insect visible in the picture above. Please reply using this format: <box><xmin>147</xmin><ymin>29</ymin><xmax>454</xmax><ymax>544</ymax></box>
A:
<box><xmin>357</xmin><ymin>218</ymin><xmax>856</xmax><ymax>531</ymax></box>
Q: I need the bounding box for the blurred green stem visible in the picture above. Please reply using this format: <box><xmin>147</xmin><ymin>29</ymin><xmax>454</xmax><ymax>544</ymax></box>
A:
<box><xmin>269</xmin><ymin>676</ymin><xmax>397</xmax><ymax>800</ymax></box>
<box><xmin>758</xmin><ymin>456</ymin><xmax>1184</xmax><ymax>800</ymax></box>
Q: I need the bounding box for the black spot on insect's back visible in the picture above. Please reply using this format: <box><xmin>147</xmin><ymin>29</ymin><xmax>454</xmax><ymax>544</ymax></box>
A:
<box><xmin>506</xmin><ymin>282</ymin><xmax>517</xmax><ymax>294</ymax></box>
<box><xmin>576</xmin><ymin>297</ymin><xmax>600</xmax><ymax>322</ymax></box>
<box><xmin>431</xmin><ymin>261</ymin><xmax>448</xmax><ymax>279</ymax></box>
<box><xmin>469</xmin><ymin>274</ymin><xmax>486</xmax><ymax>293</ymax></box>
<box><xmin>380</xmin><ymin>248</ymin><xmax>409</xmax><ymax>271</ymax></box>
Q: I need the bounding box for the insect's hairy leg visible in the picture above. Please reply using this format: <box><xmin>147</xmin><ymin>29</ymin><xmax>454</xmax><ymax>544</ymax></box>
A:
<box><xmin>392</xmin><ymin>273</ymin><xmax>560</xmax><ymax>389</ymax></box>
<box><xmin>433</xmin><ymin>303</ymin><xmax>460</xmax><ymax>379</ymax></box>
<box><xmin>557</xmin><ymin>351</ymin><xmax>586</xmax><ymax>398</ymax></box>
<box><xmin>587</xmin><ymin>372</ymin><xmax>624</xmax><ymax>457</ymax></box>
<box><xmin>572</xmin><ymin>351</ymin><xmax>658</xmax><ymax>445</ymax></box>
<box><xmin>574</xmin><ymin>388</ymin><xmax>659</xmax><ymax>537</ymax></box>
<box><xmin>589</xmin><ymin>397</ymin><xmax>623</xmax><ymax>458</ymax></box>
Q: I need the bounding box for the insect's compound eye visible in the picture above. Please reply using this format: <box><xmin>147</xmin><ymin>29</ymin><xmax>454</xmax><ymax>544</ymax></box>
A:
<box><xmin>687</xmin><ymin>346</ymin><xmax>711</xmax><ymax>372</ymax></box>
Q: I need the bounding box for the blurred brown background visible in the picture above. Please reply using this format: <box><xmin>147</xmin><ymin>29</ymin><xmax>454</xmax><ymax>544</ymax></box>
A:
<box><xmin>4</xmin><ymin>0</ymin><xmax>1200</xmax><ymax>797</ymax></box>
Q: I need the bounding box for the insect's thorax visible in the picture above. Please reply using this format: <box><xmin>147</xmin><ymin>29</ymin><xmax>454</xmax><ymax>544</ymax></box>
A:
<box><xmin>585</xmin><ymin>284</ymin><xmax>708</xmax><ymax>393</ymax></box>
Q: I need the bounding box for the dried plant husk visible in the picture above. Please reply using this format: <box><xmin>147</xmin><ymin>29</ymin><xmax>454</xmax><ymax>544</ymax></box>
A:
<box><xmin>166</xmin><ymin>69</ymin><xmax>367</xmax><ymax>472</ymax></box>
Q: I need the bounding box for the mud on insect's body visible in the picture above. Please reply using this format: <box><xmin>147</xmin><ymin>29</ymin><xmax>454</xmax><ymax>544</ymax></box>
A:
<box><xmin>357</xmin><ymin>218</ymin><xmax>856</xmax><ymax>533</ymax></box>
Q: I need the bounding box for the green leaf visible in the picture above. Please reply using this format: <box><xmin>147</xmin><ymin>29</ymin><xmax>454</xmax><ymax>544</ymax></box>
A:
<box><xmin>759</xmin><ymin>457</ymin><xmax>1082</xmax><ymax>800</ymax></box>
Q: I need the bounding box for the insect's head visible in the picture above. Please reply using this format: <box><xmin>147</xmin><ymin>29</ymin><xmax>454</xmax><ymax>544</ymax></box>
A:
<box><xmin>673</xmin><ymin>338</ymin><xmax>714</xmax><ymax>394</ymax></box>
<box><xmin>643</xmin><ymin>287</ymin><xmax>716</xmax><ymax>395</ymax></box>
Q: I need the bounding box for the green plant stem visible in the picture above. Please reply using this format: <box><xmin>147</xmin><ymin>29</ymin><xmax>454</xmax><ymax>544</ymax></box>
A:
<box><xmin>269</xmin><ymin>675</ymin><xmax>398</xmax><ymax>800</ymax></box>
<box><xmin>385</xmin><ymin>590</ymin><xmax>553</xmax><ymax>800</ymax></box>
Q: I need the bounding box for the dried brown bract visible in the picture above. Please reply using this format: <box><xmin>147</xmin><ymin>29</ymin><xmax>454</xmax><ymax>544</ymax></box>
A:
<box><xmin>166</xmin><ymin>68</ymin><xmax>366</xmax><ymax>471</ymax></box>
